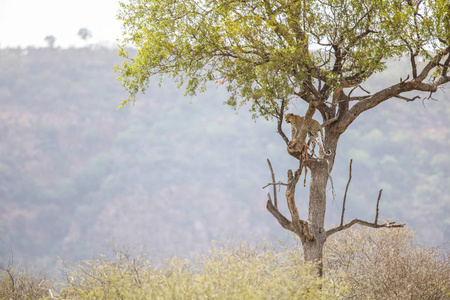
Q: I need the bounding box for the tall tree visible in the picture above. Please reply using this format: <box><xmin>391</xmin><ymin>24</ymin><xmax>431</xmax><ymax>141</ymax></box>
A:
<box><xmin>78</xmin><ymin>28</ymin><xmax>93</xmax><ymax>41</ymax></box>
<box><xmin>116</xmin><ymin>0</ymin><xmax>450</xmax><ymax>275</ymax></box>
<box><xmin>44</xmin><ymin>35</ymin><xmax>56</xmax><ymax>48</ymax></box>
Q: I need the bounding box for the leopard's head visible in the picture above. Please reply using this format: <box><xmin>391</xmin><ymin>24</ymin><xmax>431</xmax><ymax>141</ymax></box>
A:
<box><xmin>284</xmin><ymin>113</ymin><xmax>294</xmax><ymax>123</ymax></box>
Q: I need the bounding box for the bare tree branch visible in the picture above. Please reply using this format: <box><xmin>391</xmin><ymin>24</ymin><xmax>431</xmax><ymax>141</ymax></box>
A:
<box><xmin>400</xmin><ymin>74</ymin><xmax>411</xmax><ymax>84</ymax></box>
<box><xmin>358</xmin><ymin>85</ymin><xmax>371</xmax><ymax>95</ymax></box>
<box><xmin>327</xmin><ymin>188</ymin><xmax>405</xmax><ymax>238</ymax></box>
<box><xmin>262</xmin><ymin>182</ymin><xmax>288</xmax><ymax>189</ymax></box>
<box><xmin>375</xmin><ymin>189</ymin><xmax>382</xmax><ymax>225</ymax></box>
<box><xmin>266</xmin><ymin>195</ymin><xmax>296</xmax><ymax>233</ymax></box>
<box><xmin>335</xmin><ymin>46</ymin><xmax>450</xmax><ymax>133</ymax></box>
<box><xmin>285</xmin><ymin>169</ymin><xmax>303</xmax><ymax>233</ymax></box>
<box><xmin>347</xmin><ymin>84</ymin><xmax>369</xmax><ymax>99</ymax></box>
<box><xmin>267</xmin><ymin>159</ymin><xmax>277</xmax><ymax>208</ymax></box>
<box><xmin>277</xmin><ymin>99</ymin><xmax>289</xmax><ymax>145</ymax></box>
<box><xmin>265</xmin><ymin>160</ymin><xmax>314</xmax><ymax>242</ymax></box>
<box><xmin>340</xmin><ymin>159</ymin><xmax>352</xmax><ymax>227</ymax></box>
<box><xmin>326</xmin><ymin>219</ymin><xmax>405</xmax><ymax>237</ymax></box>
<box><xmin>395</xmin><ymin>95</ymin><xmax>421</xmax><ymax>102</ymax></box>
<box><xmin>265</xmin><ymin>161</ymin><xmax>313</xmax><ymax>242</ymax></box>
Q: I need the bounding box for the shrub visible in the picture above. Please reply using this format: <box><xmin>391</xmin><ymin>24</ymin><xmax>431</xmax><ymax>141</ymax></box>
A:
<box><xmin>58</xmin><ymin>242</ymin><xmax>345</xmax><ymax>299</ymax></box>
<box><xmin>2</xmin><ymin>228</ymin><xmax>448</xmax><ymax>299</ymax></box>
<box><xmin>325</xmin><ymin>227</ymin><xmax>450</xmax><ymax>299</ymax></box>
<box><xmin>0</xmin><ymin>256</ymin><xmax>54</xmax><ymax>299</ymax></box>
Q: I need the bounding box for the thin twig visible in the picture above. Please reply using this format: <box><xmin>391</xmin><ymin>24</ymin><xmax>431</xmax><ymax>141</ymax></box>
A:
<box><xmin>262</xmin><ymin>182</ymin><xmax>288</xmax><ymax>189</ymax></box>
<box><xmin>395</xmin><ymin>95</ymin><xmax>421</xmax><ymax>102</ymax></box>
<box><xmin>340</xmin><ymin>159</ymin><xmax>352</xmax><ymax>227</ymax></box>
<box><xmin>277</xmin><ymin>99</ymin><xmax>289</xmax><ymax>145</ymax></box>
<box><xmin>267</xmin><ymin>159</ymin><xmax>277</xmax><ymax>208</ymax></box>
<box><xmin>375</xmin><ymin>189</ymin><xmax>382</xmax><ymax>225</ymax></box>
<box><xmin>358</xmin><ymin>85</ymin><xmax>371</xmax><ymax>94</ymax></box>
<box><xmin>326</xmin><ymin>218</ymin><xmax>405</xmax><ymax>237</ymax></box>
<box><xmin>399</xmin><ymin>74</ymin><xmax>410</xmax><ymax>84</ymax></box>
<box><xmin>327</xmin><ymin>174</ymin><xmax>336</xmax><ymax>204</ymax></box>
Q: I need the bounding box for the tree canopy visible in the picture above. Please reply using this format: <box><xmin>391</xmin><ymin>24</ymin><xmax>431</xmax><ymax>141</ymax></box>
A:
<box><xmin>117</xmin><ymin>0</ymin><xmax>450</xmax><ymax>122</ymax></box>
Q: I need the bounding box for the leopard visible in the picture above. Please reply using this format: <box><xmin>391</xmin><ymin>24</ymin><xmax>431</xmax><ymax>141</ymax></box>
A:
<box><xmin>284</xmin><ymin>113</ymin><xmax>326</xmax><ymax>155</ymax></box>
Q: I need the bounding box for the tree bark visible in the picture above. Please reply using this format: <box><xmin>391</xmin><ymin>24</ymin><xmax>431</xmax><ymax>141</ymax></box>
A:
<box><xmin>302</xmin><ymin>160</ymin><xmax>327</xmax><ymax>262</ymax></box>
<box><xmin>301</xmin><ymin>128</ymin><xmax>339</xmax><ymax>276</ymax></box>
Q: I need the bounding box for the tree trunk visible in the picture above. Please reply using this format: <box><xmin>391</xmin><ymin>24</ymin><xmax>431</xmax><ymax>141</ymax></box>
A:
<box><xmin>267</xmin><ymin>124</ymin><xmax>376</xmax><ymax>277</ymax></box>
<box><xmin>303</xmin><ymin>238</ymin><xmax>325</xmax><ymax>276</ymax></box>
<box><xmin>302</xmin><ymin>129</ymin><xmax>339</xmax><ymax>276</ymax></box>
<box><xmin>301</xmin><ymin>157</ymin><xmax>328</xmax><ymax>276</ymax></box>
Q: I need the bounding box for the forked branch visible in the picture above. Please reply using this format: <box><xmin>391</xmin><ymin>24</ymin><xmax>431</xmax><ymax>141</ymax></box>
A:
<box><xmin>336</xmin><ymin>46</ymin><xmax>450</xmax><ymax>134</ymax></box>
<box><xmin>340</xmin><ymin>159</ymin><xmax>352</xmax><ymax>227</ymax></box>
<box><xmin>264</xmin><ymin>159</ymin><xmax>313</xmax><ymax>242</ymax></box>
<box><xmin>327</xmin><ymin>160</ymin><xmax>405</xmax><ymax>238</ymax></box>
<box><xmin>266</xmin><ymin>195</ymin><xmax>295</xmax><ymax>233</ymax></box>
<box><xmin>267</xmin><ymin>159</ymin><xmax>278</xmax><ymax>208</ymax></box>
<box><xmin>395</xmin><ymin>95</ymin><xmax>421</xmax><ymax>102</ymax></box>
<box><xmin>326</xmin><ymin>218</ymin><xmax>404</xmax><ymax>237</ymax></box>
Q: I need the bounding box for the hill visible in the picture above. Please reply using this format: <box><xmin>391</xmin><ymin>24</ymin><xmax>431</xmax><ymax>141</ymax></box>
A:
<box><xmin>0</xmin><ymin>47</ymin><xmax>448</xmax><ymax>269</ymax></box>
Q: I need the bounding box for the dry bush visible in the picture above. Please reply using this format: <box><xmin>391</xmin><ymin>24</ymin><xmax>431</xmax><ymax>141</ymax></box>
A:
<box><xmin>0</xmin><ymin>256</ymin><xmax>54</xmax><ymax>300</ymax></box>
<box><xmin>58</xmin><ymin>241</ymin><xmax>345</xmax><ymax>299</ymax></box>
<box><xmin>2</xmin><ymin>228</ymin><xmax>448</xmax><ymax>299</ymax></box>
<box><xmin>325</xmin><ymin>226</ymin><xmax>450</xmax><ymax>299</ymax></box>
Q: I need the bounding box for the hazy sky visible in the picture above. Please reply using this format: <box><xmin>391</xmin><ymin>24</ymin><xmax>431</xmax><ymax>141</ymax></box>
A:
<box><xmin>0</xmin><ymin>0</ymin><xmax>123</xmax><ymax>48</ymax></box>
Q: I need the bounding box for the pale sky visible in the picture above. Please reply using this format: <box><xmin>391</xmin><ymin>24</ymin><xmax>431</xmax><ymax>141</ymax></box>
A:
<box><xmin>0</xmin><ymin>0</ymin><xmax>123</xmax><ymax>48</ymax></box>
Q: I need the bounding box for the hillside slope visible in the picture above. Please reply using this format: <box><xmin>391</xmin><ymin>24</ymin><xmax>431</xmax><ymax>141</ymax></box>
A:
<box><xmin>0</xmin><ymin>47</ymin><xmax>448</xmax><ymax>268</ymax></box>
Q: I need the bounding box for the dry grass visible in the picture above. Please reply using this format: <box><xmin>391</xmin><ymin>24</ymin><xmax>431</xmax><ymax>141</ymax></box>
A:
<box><xmin>0</xmin><ymin>256</ymin><xmax>54</xmax><ymax>300</ymax></box>
<box><xmin>58</xmin><ymin>241</ymin><xmax>343</xmax><ymax>299</ymax></box>
<box><xmin>1</xmin><ymin>227</ymin><xmax>448</xmax><ymax>299</ymax></box>
<box><xmin>325</xmin><ymin>227</ymin><xmax>450</xmax><ymax>299</ymax></box>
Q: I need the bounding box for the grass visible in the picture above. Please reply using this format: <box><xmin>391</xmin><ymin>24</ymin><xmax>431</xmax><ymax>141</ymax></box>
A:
<box><xmin>1</xmin><ymin>227</ymin><xmax>449</xmax><ymax>299</ymax></box>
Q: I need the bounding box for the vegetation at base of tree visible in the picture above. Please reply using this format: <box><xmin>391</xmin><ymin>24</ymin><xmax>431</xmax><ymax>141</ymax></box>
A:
<box><xmin>325</xmin><ymin>227</ymin><xmax>450</xmax><ymax>299</ymax></box>
<box><xmin>1</xmin><ymin>228</ymin><xmax>448</xmax><ymax>299</ymax></box>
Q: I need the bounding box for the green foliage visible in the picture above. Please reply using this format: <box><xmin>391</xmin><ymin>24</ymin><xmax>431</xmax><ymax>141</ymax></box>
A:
<box><xmin>116</xmin><ymin>0</ymin><xmax>449</xmax><ymax>117</ymax></box>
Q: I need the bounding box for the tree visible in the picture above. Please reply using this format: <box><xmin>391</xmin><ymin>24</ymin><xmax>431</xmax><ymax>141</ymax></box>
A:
<box><xmin>116</xmin><ymin>0</ymin><xmax>450</xmax><ymax>275</ymax></box>
<box><xmin>44</xmin><ymin>35</ymin><xmax>56</xmax><ymax>48</ymax></box>
<box><xmin>78</xmin><ymin>28</ymin><xmax>92</xmax><ymax>41</ymax></box>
